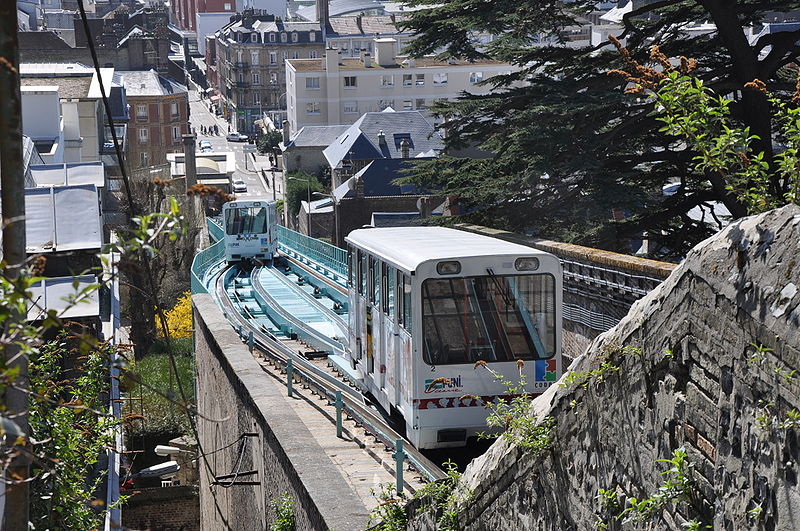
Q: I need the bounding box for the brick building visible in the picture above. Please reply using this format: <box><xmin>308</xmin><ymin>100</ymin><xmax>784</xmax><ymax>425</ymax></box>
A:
<box><xmin>171</xmin><ymin>0</ymin><xmax>235</xmax><ymax>31</ymax></box>
<box><xmin>211</xmin><ymin>10</ymin><xmax>325</xmax><ymax>134</ymax></box>
<box><xmin>117</xmin><ymin>71</ymin><xmax>189</xmax><ymax>169</ymax></box>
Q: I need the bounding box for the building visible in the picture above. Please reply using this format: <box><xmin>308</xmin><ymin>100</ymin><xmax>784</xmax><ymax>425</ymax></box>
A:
<box><xmin>280</xmin><ymin>123</ymin><xmax>349</xmax><ymax>175</ymax></box>
<box><xmin>285</xmin><ymin>38</ymin><xmax>515</xmax><ymax>131</ymax></box>
<box><xmin>171</xmin><ymin>0</ymin><xmax>235</xmax><ymax>32</ymax></box>
<box><xmin>117</xmin><ymin>70</ymin><xmax>189</xmax><ymax>169</ymax></box>
<box><xmin>321</xmin><ymin>110</ymin><xmax>442</xmax><ymax>187</ymax></box>
<box><xmin>212</xmin><ymin>10</ymin><xmax>326</xmax><ymax>133</ymax></box>
<box><xmin>325</xmin><ymin>15</ymin><xmax>413</xmax><ymax>58</ymax></box>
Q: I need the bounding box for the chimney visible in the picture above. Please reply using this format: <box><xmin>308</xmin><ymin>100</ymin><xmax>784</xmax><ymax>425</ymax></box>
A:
<box><xmin>316</xmin><ymin>0</ymin><xmax>330</xmax><ymax>34</ymax></box>
<box><xmin>374</xmin><ymin>38</ymin><xmax>396</xmax><ymax>67</ymax></box>
<box><xmin>182</xmin><ymin>133</ymin><xmax>197</xmax><ymax>188</ymax></box>
<box><xmin>360</xmin><ymin>49</ymin><xmax>372</xmax><ymax>67</ymax></box>
<box><xmin>282</xmin><ymin>119</ymin><xmax>290</xmax><ymax>146</ymax></box>
<box><xmin>377</xmin><ymin>130</ymin><xmax>386</xmax><ymax>146</ymax></box>
<box><xmin>400</xmin><ymin>137</ymin><xmax>409</xmax><ymax>158</ymax></box>
<box><xmin>325</xmin><ymin>48</ymin><xmax>339</xmax><ymax>73</ymax></box>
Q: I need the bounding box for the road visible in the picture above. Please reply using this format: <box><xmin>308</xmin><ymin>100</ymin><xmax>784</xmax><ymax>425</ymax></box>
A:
<box><xmin>187</xmin><ymin>88</ymin><xmax>283</xmax><ymax>201</ymax></box>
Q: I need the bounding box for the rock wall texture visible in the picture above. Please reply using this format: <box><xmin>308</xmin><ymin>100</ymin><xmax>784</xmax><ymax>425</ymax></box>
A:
<box><xmin>410</xmin><ymin>205</ymin><xmax>800</xmax><ymax>530</ymax></box>
<box><xmin>192</xmin><ymin>294</ymin><xmax>369</xmax><ymax>531</ymax></box>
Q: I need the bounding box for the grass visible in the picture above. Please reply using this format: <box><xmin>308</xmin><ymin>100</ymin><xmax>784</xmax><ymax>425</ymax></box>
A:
<box><xmin>124</xmin><ymin>338</ymin><xmax>195</xmax><ymax>437</ymax></box>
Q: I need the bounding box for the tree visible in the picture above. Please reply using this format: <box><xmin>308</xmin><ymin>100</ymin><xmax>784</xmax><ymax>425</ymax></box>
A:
<box><xmin>257</xmin><ymin>129</ymin><xmax>283</xmax><ymax>155</ymax></box>
<box><xmin>399</xmin><ymin>0</ymin><xmax>800</xmax><ymax>257</ymax></box>
<box><xmin>285</xmin><ymin>171</ymin><xmax>324</xmax><ymax>217</ymax></box>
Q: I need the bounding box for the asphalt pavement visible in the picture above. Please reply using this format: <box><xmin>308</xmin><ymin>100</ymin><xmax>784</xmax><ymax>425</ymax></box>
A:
<box><xmin>187</xmin><ymin>88</ymin><xmax>277</xmax><ymax>200</ymax></box>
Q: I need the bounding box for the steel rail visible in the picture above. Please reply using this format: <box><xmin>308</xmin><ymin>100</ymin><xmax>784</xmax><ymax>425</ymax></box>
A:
<box><xmin>250</xmin><ymin>266</ymin><xmax>346</xmax><ymax>356</ymax></box>
<box><xmin>258</xmin><ymin>265</ymin><xmax>348</xmax><ymax>339</ymax></box>
<box><xmin>215</xmin><ymin>266</ymin><xmax>448</xmax><ymax>483</ymax></box>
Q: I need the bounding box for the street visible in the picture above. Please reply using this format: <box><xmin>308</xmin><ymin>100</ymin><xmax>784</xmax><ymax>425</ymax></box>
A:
<box><xmin>187</xmin><ymin>87</ymin><xmax>283</xmax><ymax>201</ymax></box>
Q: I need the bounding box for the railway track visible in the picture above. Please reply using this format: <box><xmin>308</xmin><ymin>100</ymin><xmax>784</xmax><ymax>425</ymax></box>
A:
<box><xmin>214</xmin><ymin>264</ymin><xmax>449</xmax><ymax>487</ymax></box>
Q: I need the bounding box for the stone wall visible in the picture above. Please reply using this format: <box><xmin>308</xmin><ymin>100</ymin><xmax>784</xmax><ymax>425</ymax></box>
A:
<box><xmin>457</xmin><ymin>224</ymin><xmax>676</xmax><ymax>358</ymax></box>
<box><xmin>409</xmin><ymin>205</ymin><xmax>800</xmax><ymax>530</ymax></box>
<box><xmin>192</xmin><ymin>294</ymin><xmax>369</xmax><ymax>531</ymax></box>
<box><xmin>123</xmin><ymin>486</ymin><xmax>199</xmax><ymax>531</ymax></box>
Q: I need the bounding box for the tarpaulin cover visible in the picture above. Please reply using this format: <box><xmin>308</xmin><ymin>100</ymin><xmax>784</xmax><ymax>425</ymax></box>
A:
<box><xmin>27</xmin><ymin>275</ymin><xmax>99</xmax><ymax>320</ymax></box>
<box><xmin>25</xmin><ymin>185</ymin><xmax>102</xmax><ymax>252</ymax></box>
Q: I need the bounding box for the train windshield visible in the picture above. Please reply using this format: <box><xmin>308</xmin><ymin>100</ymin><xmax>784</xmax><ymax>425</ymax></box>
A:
<box><xmin>225</xmin><ymin>206</ymin><xmax>268</xmax><ymax>235</ymax></box>
<box><xmin>422</xmin><ymin>274</ymin><xmax>556</xmax><ymax>365</ymax></box>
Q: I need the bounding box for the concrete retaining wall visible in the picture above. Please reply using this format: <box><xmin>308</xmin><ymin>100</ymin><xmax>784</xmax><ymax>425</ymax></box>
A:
<box><xmin>193</xmin><ymin>294</ymin><xmax>369</xmax><ymax>530</ymax></box>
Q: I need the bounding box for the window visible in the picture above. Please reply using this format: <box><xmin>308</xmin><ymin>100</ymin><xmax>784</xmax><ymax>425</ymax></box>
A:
<box><xmin>380</xmin><ymin>75</ymin><xmax>394</xmax><ymax>87</ymax></box>
<box><xmin>416</xmin><ymin>98</ymin><xmax>426</xmax><ymax>109</ymax></box>
<box><xmin>402</xmin><ymin>74</ymin><xmax>412</xmax><ymax>86</ymax></box>
<box><xmin>170</xmin><ymin>102</ymin><xmax>178</xmax><ymax>117</ymax></box>
<box><xmin>238</xmin><ymin>72</ymin><xmax>244</xmax><ymax>83</ymax></box>
<box><xmin>386</xmin><ymin>265</ymin><xmax>396</xmax><ymax>318</ymax></box>
<box><xmin>343</xmin><ymin>101</ymin><xmax>358</xmax><ymax>114</ymax></box>
<box><xmin>309</xmin><ymin>50</ymin><xmax>318</xmax><ymax>59</ymax></box>
<box><xmin>306</xmin><ymin>77</ymin><xmax>320</xmax><ymax>89</ymax></box>
<box><xmin>379</xmin><ymin>99</ymin><xmax>394</xmax><ymax>111</ymax></box>
<box><xmin>403</xmin><ymin>100</ymin><xmax>412</xmax><ymax>111</ymax></box>
<box><xmin>252</xmin><ymin>73</ymin><xmax>260</xmax><ymax>85</ymax></box>
<box><xmin>469</xmin><ymin>71</ymin><xmax>483</xmax><ymax>84</ymax></box>
<box><xmin>397</xmin><ymin>272</ymin><xmax>412</xmax><ymax>330</ymax></box>
<box><xmin>269</xmin><ymin>51</ymin><xmax>277</xmax><ymax>65</ymax></box>
<box><xmin>138</xmin><ymin>127</ymin><xmax>148</xmax><ymax>144</ymax></box>
<box><xmin>371</xmin><ymin>257</ymin><xmax>381</xmax><ymax>306</ymax></box>
<box><xmin>348</xmin><ymin>247</ymin><xmax>355</xmax><ymax>288</ymax></box>
<box><xmin>281</xmin><ymin>32</ymin><xmax>287</xmax><ymax>43</ymax></box>
<box><xmin>292</xmin><ymin>51</ymin><xmax>300</xmax><ymax>59</ymax></box>
<box><xmin>172</xmin><ymin>125</ymin><xmax>180</xmax><ymax>142</ymax></box>
<box><xmin>309</xmin><ymin>31</ymin><xmax>316</xmax><ymax>42</ymax></box>
<box><xmin>251</xmin><ymin>32</ymin><xmax>258</xmax><ymax>43</ymax></box>
<box><xmin>224</xmin><ymin>2</ymin><xmax>231</xmax><ymax>9</ymax></box>
<box><xmin>136</xmin><ymin>104</ymin><xmax>147</xmax><ymax>120</ymax></box>
<box><xmin>269</xmin><ymin>33</ymin><xmax>276</xmax><ymax>42</ymax></box>
<box><xmin>433</xmin><ymin>72</ymin><xmax>448</xmax><ymax>85</ymax></box>
<box><xmin>415</xmin><ymin>73</ymin><xmax>425</xmax><ymax>85</ymax></box>
<box><xmin>237</xmin><ymin>50</ymin><xmax>243</xmax><ymax>63</ymax></box>
<box><xmin>225</xmin><ymin>206</ymin><xmax>268</xmax><ymax>235</ymax></box>
<box><xmin>291</xmin><ymin>32</ymin><xmax>298</xmax><ymax>42</ymax></box>
<box><xmin>253</xmin><ymin>92</ymin><xmax>261</xmax><ymax>105</ymax></box>
<box><xmin>283</xmin><ymin>52</ymin><xmax>289</xmax><ymax>61</ymax></box>
<box><xmin>306</xmin><ymin>102</ymin><xmax>320</xmax><ymax>114</ymax></box>
<box><xmin>251</xmin><ymin>51</ymin><xmax>260</xmax><ymax>65</ymax></box>
<box><xmin>359</xmin><ymin>251</ymin><xmax>367</xmax><ymax>295</ymax></box>
<box><xmin>139</xmin><ymin>151</ymin><xmax>149</xmax><ymax>166</ymax></box>
<box><xmin>270</xmin><ymin>72</ymin><xmax>278</xmax><ymax>85</ymax></box>
<box><xmin>344</xmin><ymin>76</ymin><xmax>357</xmax><ymax>88</ymax></box>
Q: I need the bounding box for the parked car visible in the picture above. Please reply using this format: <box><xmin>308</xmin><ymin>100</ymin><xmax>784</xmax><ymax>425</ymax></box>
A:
<box><xmin>232</xmin><ymin>179</ymin><xmax>247</xmax><ymax>193</ymax></box>
<box><xmin>199</xmin><ymin>140</ymin><xmax>213</xmax><ymax>150</ymax></box>
<box><xmin>226</xmin><ymin>132</ymin><xmax>248</xmax><ymax>142</ymax></box>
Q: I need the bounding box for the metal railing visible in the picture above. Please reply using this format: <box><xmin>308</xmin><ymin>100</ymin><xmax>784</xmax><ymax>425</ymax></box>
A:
<box><xmin>191</xmin><ymin>239</ymin><xmax>225</xmax><ymax>294</ymax></box>
<box><xmin>207</xmin><ymin>216</ymin><xmax>225</xmax><ymax>243</ymax></box>
<box><xmin>276</xmin><ymin>225</ymin><xmax>347</xmax><ymax>279</ymax></box>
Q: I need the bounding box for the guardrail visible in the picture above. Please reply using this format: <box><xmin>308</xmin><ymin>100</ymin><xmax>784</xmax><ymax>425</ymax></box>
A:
<box><xmin>207</xmin><ymin>216</ymin><xmax>224</xmax><ymax>243</ymax></box>
<box><xmin>191</xmin><ymin>239</ymin><xmax>225</xmax><ymax>294</ymax></box>
<box><xmin>276</xmin><ymin>225</ymin><xmax>347</xmax><ymax>279</ymax></box>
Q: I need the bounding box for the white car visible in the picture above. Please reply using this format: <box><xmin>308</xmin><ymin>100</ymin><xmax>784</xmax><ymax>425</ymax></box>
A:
<box><xmin>226</xmin><ymin>132</ymin><xmax>248</xmax><ymax>142</ymax></box>
<box><xmin>232</xmin><ymin>179</ymin><xmax>247</xmax><ymax>193</ymax></box>
<box><xmin>199</xmin><ymin>140</ymin><xmax>212</xmax><ymax>151</ymax></box>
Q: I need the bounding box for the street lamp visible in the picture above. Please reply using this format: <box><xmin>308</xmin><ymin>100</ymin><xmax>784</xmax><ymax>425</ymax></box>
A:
<box><xmin>287</xmin><ymin>176</ymin><xmax>311</xmax><ymax>236</ymax></box>
<box><xmin>313</xmin><ymin>191</ymin><xmax>339</xmax><ymax>247</ymax></box>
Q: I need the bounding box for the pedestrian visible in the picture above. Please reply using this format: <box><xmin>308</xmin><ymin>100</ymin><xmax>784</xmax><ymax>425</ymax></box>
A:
<box><xmin>215</xmin><ymin>125</ymin><xmax>219</xmax><ymax>135</ymax></box>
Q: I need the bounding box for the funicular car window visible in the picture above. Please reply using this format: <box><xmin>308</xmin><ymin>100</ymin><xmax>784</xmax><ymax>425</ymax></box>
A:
<box><xmin>422</xmin><ymin>274</ymin><xmax>555</xmax><ymax>365</ymax></box>
<box><xmin>225</xmin><ymin>206</ymin><xmax>268</xmax><ymax>235</ymax></box>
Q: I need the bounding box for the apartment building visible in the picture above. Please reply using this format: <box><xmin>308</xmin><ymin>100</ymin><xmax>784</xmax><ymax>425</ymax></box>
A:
<box><xmin>212</xmin><ymin>10</ymin><xmax>325</xmax><ymax>133</ymax></box>
<box><xmin>285</xmin><ymin>38</ymin><xmax>515</xmax><ymax>132</ymax></box>
<box><xmin>117</xmin><ymin>70</ymin><xmax>189</xmax><ymax>170</ymax></box>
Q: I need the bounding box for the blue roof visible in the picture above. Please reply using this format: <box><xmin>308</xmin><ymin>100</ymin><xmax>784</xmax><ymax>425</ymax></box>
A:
<box><xmin>332</xmin><ymin>158</ymin><xmax>431</xmax><ymax>198</ymax></box>
<box><xmin>323</xmin><ymin>111</ymin><xmax>442</xmax><ymax>168</ymax></box>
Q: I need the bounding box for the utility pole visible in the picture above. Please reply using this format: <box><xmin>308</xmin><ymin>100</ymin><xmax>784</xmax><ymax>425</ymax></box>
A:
<box><xmin>0</xmin><ymin>4</ymin><xmax>30</xmax><ymax>529</ymax></box>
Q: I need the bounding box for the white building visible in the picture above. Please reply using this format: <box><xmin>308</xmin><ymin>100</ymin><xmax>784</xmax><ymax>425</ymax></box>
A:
<box><xmin>285</xmin><ymin>37</ymin><xmax>516</xmax><ymax>132</ymax></box>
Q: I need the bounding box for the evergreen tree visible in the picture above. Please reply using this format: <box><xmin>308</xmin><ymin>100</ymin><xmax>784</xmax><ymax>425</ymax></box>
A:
<box><xmin>400</xmin><ymin>0</ymin><xmax>800</xmax><ymax>257</ymax></box>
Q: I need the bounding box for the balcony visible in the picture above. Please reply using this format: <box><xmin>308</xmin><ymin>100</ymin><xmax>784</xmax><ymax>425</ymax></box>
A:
<box><xmin>235</xmin><ymin>81</ymin><xmax>250</xmax><ymax>88</ymax></box>
<box><xmin>233</xmin><ymin>61</ymin><xmax>249</xmax><ymax>69</ymax></box>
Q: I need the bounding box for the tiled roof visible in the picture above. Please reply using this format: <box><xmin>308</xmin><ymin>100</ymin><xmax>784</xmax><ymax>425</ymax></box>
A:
<box><xmin>323</xmin><ymin>111</ymin><xmax>442</xmax><ymax>167</ymax></box>
<box><xmin>117</xmin><ymin>70</ymin><xmax>187</xmax><ymax>97</ymax></box>
<box><xmin>20</xmin><ymin>76</ymin><xmax>92</xmax><ymax>99</ymax></box>
<box><xmin>287</xmin><ymin>125</ymin><xmax>351</xmax><ymax>148</ymax></box>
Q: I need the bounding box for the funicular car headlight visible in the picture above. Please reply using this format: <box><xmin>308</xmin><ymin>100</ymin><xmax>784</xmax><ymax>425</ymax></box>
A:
<box><xmin>515</xmin><ymin>257</ymin><xmax>540</xmax><ymax>271</ymax></box>
<box><xmin>436</xmin><ymin>261</ymin><xmax>461</xmax><ymax>275</ymax></box>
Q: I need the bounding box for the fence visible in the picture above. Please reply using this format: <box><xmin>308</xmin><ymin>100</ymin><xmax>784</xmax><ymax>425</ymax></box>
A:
<box><xmin>276</xmin><ymin>225</ymin><xmax>347</xmax><ymax>279</ymax></box>
<box><xmin>192</xmin><ymin>218</ymin><xmax>228</xmax><ymax>294</ymax></box>
<box><xmin>207</xmin><ymin>216</ymin><xmax>224</xmax><ymax>243</ymax></box>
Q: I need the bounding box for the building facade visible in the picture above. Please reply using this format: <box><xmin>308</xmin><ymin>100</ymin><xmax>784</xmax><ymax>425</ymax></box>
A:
<box><xmin>285</xmin><ymin>39</ymin><xmax>516</xmax><ymax>132</ymax></box>
<box><xmin>212</xmin><ymin>10</ymin><xmax>325</xmax><ymax>134</ymax></box>
<box><xmin>171</xmin><ymin>0</ymin><xmax>235</xmax><ymax>31</ymax></box>
<box><xmin>117</xmin><ymin>71</ymin><xmax>189</xmax><ymax>170</ymax></box>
